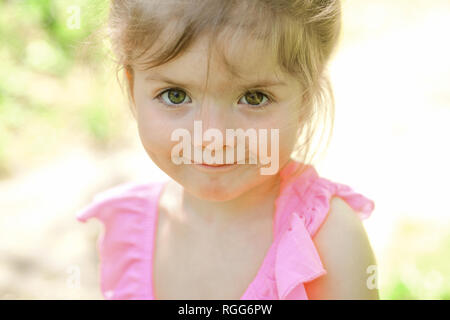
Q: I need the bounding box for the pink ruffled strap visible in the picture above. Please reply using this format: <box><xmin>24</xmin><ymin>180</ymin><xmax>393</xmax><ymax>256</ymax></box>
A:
<box><xmin>273</xmin><ymin>161</ymin><xmax>375</xmax><ymax>299</ymax></box>
<box><xmin>76</xmin><ymin>181</ymin><xmax>165</xmax><ymax>299</ymax></box>
<box><xmin>303</xmin><ymin>177</ymin><xmax>375</xmax><ymax>237</ymax></box>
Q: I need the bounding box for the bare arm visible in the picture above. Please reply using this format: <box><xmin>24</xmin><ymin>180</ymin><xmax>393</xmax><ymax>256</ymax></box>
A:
<box><xmin>304</xmin><ymin>196</ymin><xmax>379</xmax><ymax>300</ymax></box>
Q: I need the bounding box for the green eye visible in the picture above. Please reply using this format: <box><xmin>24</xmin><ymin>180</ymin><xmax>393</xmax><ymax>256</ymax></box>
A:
<box><xmin>159</xmin><ymin>88</ymin><xmax>191</xmax><ymax>106</ymax></box>
<box><xmin>156</xmin><ymin>88</ymin><xmax>272</xmax><ymax>109</ymax></box>
<box><xmin>240</xmin><ymin>91</ymin><xmax>270</xmax><ymax>108</ymax></box>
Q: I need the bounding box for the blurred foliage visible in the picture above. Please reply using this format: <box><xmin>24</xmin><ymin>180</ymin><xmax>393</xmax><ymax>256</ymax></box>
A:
<box><xmin>81</xmin><ymin>98</ymin><xmax>112</xmax><ymax>146</ymax></box>
<box><xmin>380</xmin><ymin>220</ymin><xmax>450</xmax><ymax>300</ymax></box>
<box><xmin>0</xmin><ymin>0</ymin><xmax>448</xmax><ymax>300</ymax></box>
<box><xmin>0</xmin><ymin>0</ymin><xmax>106</xmax><ymax>76</ymax></box>
<box><xmin>0</xmin><ymin>0</ymin><xmax>129</xmax><ymax>178</ymax></box>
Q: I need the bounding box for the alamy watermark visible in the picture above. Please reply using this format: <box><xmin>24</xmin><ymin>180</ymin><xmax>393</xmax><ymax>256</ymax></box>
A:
<box><xmin>170</xmin><ymin>121</ymin><xmax>279</xmax><ymax>175</ymax></box>
<box><xmin>66</xmin><ymin>5</ymin><xmax>81</xmax><ymax>30</ymax></box>
<box><xmin>366</xmin><ymin>264</ymin><xmax>378</xmax><ymax>290</ymax></box>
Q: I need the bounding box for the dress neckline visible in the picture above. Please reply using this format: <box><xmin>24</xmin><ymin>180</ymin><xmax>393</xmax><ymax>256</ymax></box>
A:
<box><xmin>147</xmin><ymin>179</ymin><xmax>276</xmax><ymax>300</ymax></box>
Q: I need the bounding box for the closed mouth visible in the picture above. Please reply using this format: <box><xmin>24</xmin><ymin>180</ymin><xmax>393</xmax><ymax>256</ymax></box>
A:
<box><xmin>182</xmin><ymin>158</ymin><xmax>244</xmax><ymax>166</ymax></box>
<box><xmin>199</xmin><ymin>163</ymin><xmax>236</xmax><ymax>167</ymax></box>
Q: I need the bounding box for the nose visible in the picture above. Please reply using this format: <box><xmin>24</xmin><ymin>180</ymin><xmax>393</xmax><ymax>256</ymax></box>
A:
<box><xmin>197</xmin><ymin>96</ymin><xmax>230</xmax><ymax>128</ymax></box>
<box><xmin>190</xmin><ymin>98</ymin><xmax>237</xmax><ymax>163</ymax></box>
<box><xmin>194</xmin><ymin>98</ymin><xmax>230</xmax><ymax>148</ymax></box>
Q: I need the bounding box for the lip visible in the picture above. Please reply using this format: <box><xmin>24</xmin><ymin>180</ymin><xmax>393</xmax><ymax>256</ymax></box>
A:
<box><xmin>183</xmin><ymin>159</ymin><xmax>239</xmax><ymax>172</ymax></box>
<box><xmin>193</xmin><ymin>163</ymin><xmax>238</xmax><ymax>172</ymax></box>
<box><xmin>180</xmin><ymin>156</ymin><xmax>252</xmax><ymax>170</ymax></box>
<box><xmin>199</xmin><ymin>163</ymin><xmax>234</xmax><ymax>167</ymax></box>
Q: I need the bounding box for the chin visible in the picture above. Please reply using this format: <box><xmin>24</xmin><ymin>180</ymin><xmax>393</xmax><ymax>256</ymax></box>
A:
<box><xmin>185</xmin><ymin>180</ymin><xmax>242</xmax><ymax>202</ymax></box>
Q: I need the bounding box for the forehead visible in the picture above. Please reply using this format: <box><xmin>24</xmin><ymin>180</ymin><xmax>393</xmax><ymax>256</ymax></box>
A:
<box><xmin>208</xmin><ymin>32</ymin><xmax>281</xmax><ymax>82</ymax></box>
<box><xmin>138</xmin><ymin>31</ymin><xmax>288</xmax><ymax>89</ymax></box>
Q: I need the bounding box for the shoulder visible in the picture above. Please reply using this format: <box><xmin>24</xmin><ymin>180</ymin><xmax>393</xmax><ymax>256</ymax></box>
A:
<box><xmin>304</xmin><ymin>196</ymin><xmax>379</xmax><ymax>299</ymax></box>
<box><xmin>75</xmin><ymin>180</ymin><xmax>167</xmax><ymax>299</ymax></box>
<box><xmin>76</xmin><ymin>180</ymin><xmax>166</xmax><ymax>224</ymax></box>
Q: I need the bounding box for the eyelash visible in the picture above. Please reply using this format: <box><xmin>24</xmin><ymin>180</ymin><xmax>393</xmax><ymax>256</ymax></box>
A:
<box><xmin>154</xmin><ymin>87</ymin><xmax>275</xmax><ymax>110</ymax></box>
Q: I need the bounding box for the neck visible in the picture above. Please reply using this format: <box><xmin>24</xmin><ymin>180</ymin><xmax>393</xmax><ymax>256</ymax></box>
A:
<box><xmin>177</xmin><ymin>172</ymin><xmax>282</xmax><ymax>230</ymax></box>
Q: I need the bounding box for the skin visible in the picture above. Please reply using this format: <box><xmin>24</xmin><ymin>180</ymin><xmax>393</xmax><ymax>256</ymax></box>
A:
<box><xmin>127</xmin><ymin>31</ymin><xmax>378</xmax><ymax>299</ymax></box>
<box><xmin>305</xmin><ymin>197</ymin><xmax>380</xmax><ymax>299</ymax></box>
<box><xmin>131</xmin><ymin>32</ymin><xmax>303</xmax><ymax>226</ymax></box>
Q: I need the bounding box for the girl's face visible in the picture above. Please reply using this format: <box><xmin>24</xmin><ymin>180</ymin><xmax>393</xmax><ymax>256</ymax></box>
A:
<box><xmin>131</xmin><ymin>34</ymin><xmax>304</xmax><ymax>201</ymax></box>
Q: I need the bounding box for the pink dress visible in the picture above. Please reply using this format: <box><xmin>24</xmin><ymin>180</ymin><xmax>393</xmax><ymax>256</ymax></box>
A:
<box><xmin>76</xmin><ymin>160</ymin><xmax>375</xmax><ymax>300</ymax></box>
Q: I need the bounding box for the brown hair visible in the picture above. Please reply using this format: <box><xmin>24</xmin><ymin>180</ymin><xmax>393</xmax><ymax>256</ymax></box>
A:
<box><xmin>103</xmin><ymin>0</ymin><xmax>341</xmax><ymax>174</ymax></box>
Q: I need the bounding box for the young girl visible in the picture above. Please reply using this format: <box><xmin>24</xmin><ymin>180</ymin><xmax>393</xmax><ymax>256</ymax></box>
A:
<box><xmin>77</xmin><ymin>0</ymin><xmax>378</xmax><ymax>300</ymax></box>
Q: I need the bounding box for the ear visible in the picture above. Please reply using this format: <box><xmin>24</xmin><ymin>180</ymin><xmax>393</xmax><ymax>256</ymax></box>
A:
<box><xmin>298</xmin><ymin>88</ymin><xmax>310</xmax><ymax>124</ymax></box>
<box><xmin>125</xmin><ymin>66</ymin><xmax>137</xmax><ymax>120</ymax></box>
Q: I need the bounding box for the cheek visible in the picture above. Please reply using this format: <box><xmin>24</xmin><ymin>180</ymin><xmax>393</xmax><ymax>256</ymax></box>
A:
<box><xmin>135</xmin><ymin>105</ymin><xmax>178</xmax><ymax>160</ymax></box>
<box><xmin>133</xmin><ymin>80</ymin><xmax>172</xmax><ymax>149</ymax></box>
<box><xmin>279</xmin><ymin>122</ymin><xmax>300</xmax><ymax>154</ymax></box>
<box><xmin>279</xmin><ymin>137</ymin><xmax>298</xmax><ymax>167</ymax></box>
<box><xmin>264</xmin><ymin>110</ymin><xmax>301</xmax><ymax>159</ymax></box>
<box><xmin>267</xmin><ymin>127</ymin><xmax>298</xmax><ymax>168</ymax></box>
<box><xmin>137</xmin><ymin>122</ymin><xmax>167</xmax><ymax>155</ymax></box>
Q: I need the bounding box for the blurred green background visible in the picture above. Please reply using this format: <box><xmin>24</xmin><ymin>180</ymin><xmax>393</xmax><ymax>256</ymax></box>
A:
<box><xmin>0</xmin><ymin>0</ymin><xmax>449</xmax><ymax>299</ymax></box>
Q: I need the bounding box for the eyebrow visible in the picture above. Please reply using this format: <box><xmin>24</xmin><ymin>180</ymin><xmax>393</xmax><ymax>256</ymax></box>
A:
<box><xmin>144</xmin><ymin>73</ymin><xmax>287</xmax><ymax>89</ymax></box>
